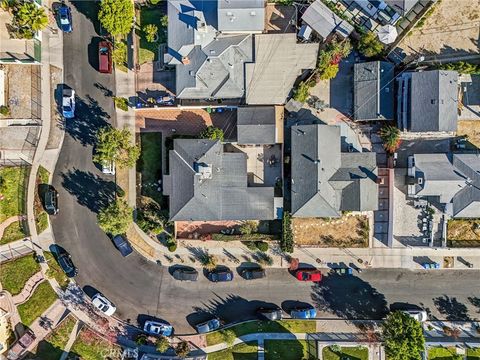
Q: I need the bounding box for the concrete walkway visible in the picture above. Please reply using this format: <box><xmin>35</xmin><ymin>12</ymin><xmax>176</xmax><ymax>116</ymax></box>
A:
<box><xmin>12</xmin><ymin>271</ymin><xmax>45</xmax><ymax>305</ymax></box>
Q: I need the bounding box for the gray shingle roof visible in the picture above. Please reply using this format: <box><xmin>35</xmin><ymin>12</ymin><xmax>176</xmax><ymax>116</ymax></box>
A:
<box><xmin>218</xmin><ymin>0</ymin><xmax>265</xmax><ymax>32</ymax></box>
<box><xmin>385</xmin><ymin>0</ymin><xmax>418</xmax><ymax>15</ymax></box>
<box><xmin>409</xmin><ymin>70</ymin><xmax>458</xmax><ymax>132</ymax></box>
<box><xmin>354</xmin><ymin>61</ymin><xmax>395</xmax><ymax>121</ymax></box>
<box><xmin>291</xmin><ymin>124</ymin><xmax>378</xmax><ymax>218</ymax></box>
<box><xmin>237</xmin><ymin>106</ymin><xmax>276</xmax><ymax>144</ymax></box>
<box><xmin>164</xmin><ymin>139</ymin><xmax>275</xmax><ymax>221</ymax></box>
<box><xmin>301</xmin><ymin>0</ymin><xmax>354</xmax><ymax>39</ymax></box>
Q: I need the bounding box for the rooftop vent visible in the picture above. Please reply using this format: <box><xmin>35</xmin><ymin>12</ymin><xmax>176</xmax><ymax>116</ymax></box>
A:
<box><xmin>195</xmin><ymin>163</ymin><xmax>213</xmax><ymax>180</ymax></box>
<box><xmin>250</xmin><ymin>11</ymin><xmax>256</xmax><ymax>16</ymax></box>
<box><xmin>182</xmin><ymin>56</ymin><xmax>190</xmax><ymax>65</ymax></box>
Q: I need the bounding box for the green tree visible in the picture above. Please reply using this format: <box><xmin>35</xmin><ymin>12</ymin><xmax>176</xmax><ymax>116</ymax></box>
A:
<box><xmin>175</xmin><ymin>340</ymin><xmax>190</xmax><ymax>358</ymax></box>
<box><xmin>199</xmin><ymin>126</ymin><xmax>224</xmax><ymax>141</ymax></box>
<box><xmin>12</xmin><ymin>2</ymin><xmax>48</xmax><ymax>39</ymax></box>
<box><xmin>281</xmin><ymin>211</ymin><xmax>294</xmax><ymax>253</ymax></box>
<box><xmin>293</xmin><ymin>81</ymin><xmax>311</xmax><ymax>103</ymax></box>
<box><xmin>143</xmin><ymin>24</ymin><xmax>158</xmax><ymax>43</ymax></box>
<box><xmin>379</xmin><ymin>125</ymin><xmax>401</xmax><ymax>153</ymax></box>
<box><xmin>240</xmin><ymin>221</ymin><xmax>258</xmax><ymax>235</ymax></box>
<box><xmin>113</xmin><ymin>40</ymin><xmax>127</xmax><ymax>68</ymax></box>
<box><xmin>200</xmin><ymin>253</ymin><xmax>217</xmax><ymax>271</ymax></box>
<box><xmin>357</xmin><ymin>31</ymin><xmax>384</xmax><ymax>58</ymax></box>
<box><xmin>156</xmin><ymin>335</ymin><xmax>170</xmax><ymax>353</ymax></box>
<box><xmin>93</xmin><ymin>127</ymin><xmax>140</xmax><ymax>169</ymax></box>
<box><xmin>98</xmin><ymin>0</ymin><xmax>134</xmax><ymax>36</ymax></box>
<box><xmin>383</xmin><ymin>311</ymin><xmax>425</xmax><ymax>360</ymax></box>
<box><xmin>97</xmin><ymin>199</ymin><xmax>132</xmax><ymax>235</ymax></box>
<box><xmin>113</xmin><ymin>97</ymin><xmax>128</xmax><ymax>111</ymax></box>
<box><xmin>316</xmin><ymin>38</ymin><xmax>351</xmax><ymax>79</ymax></box>
<box><xmin>438</xmin><ymin>61</ymin><xmax>480</xmax><ymax>75</ymax></box>
<box><xmin>319</xmin><ymin>63</ymin><xmax>339</xmax><ymax>80</ymax></box>
<box><xmin>221</xmin><ymin>329</ymin><xmax>236</xmax><ymax>346</ymax></box>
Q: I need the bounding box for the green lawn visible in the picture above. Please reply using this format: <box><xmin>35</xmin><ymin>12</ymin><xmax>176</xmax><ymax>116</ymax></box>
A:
<box><xmin>38</xmin><ymin>165</ymin><xmax>50</xmax><ymax>184</ymax></box>
<box><xmin>44</xmin><ymin>251</ymin><xmax>70</xmax><ymax>290</ymax></box>
<box><xmin>208</xmin><ymin>341</ymin><xmax>257</xmax><ymax>360</ymax></box>
<box><xmin>206</xmin><ymin>320</ymin><xmax>316</xmax><ymax>346</ymax></box>
<box><xmin>0</xmin><ymin>220</ymin><xmax>28</xmax><ymax>245</ymax></box>
<box><xmin>36</xmin><ymin>211</ymin><xmax>49</xmax><ymax>234</ymax></box>
<box><xmin>0</xmin><ymin>254</ymin><xmax>40</xmax><ymax>295</ymax></box>
<box><xmin>323</xmin><ymin>345</ymin><xmax>368</xmax><ymax>360</ymax></box>
<box><xmin>32</xmin><ymin>315</ymin><xmax>76</xmax><ymax>360</ymax></box>
<box><xmin>137</xmin><ymin>7</ymin><xmax>167</xmax><ymax>64</ymax></box>
<box><xmin>265</xmin><ymin>340</ymin><xmax>316</xmax><ymax>360</ymax></box>
<box><xmin>70</xmin><ymin>328</ymin><xmax>120</xmax><ymax>360</ymax></box>
<box><xmin>0</xmin><ymin>166</ymin><xmax>28</xmax><ymax>222</ymax></box>
<box><xmin>138</xmin><ymin>132</ymin><xmax>163</xmax><ymax>205</ymax></box>
<box><xmin>428</xmin><ymin>347</ymin><xmax>459</xmax><ymax>359</ymax></box>
<box><xmin>18</xmin><ymin>281</ymin><xmax>57</xmax><ymax>326</ymax></box>
<box><xmin>467</xmin><ymin>348</ymin><xmax>480</xmax><ymax>360</ymax></box>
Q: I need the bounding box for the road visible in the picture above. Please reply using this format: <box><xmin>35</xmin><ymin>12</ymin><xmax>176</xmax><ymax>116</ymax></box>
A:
<box><xmin>51</xmin><ymin>1</ymin><xmax>480</xmax><ymax>336</ymax></box>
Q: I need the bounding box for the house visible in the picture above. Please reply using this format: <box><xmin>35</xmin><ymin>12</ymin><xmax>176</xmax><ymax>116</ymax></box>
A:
<box><xmin>384</xmin><ymin>0</ymin><xmax>419</xmax><ymax>16</ymax></box>
<box><xmin>236</xmin><ymin>106</ymin><xmax>283</xmax><ymax>145</ymax></box>
<box><xmin>291</xmin><ymin>124</ymin><xmax>378</xmax><ymax>218</ymax></box>
<box><xmin>397</xmin><ymin>70</ymin><xmax>458</xmax><ymax>132</ymax></box>
<box><xmin>245</xmin><ymin>33</ymin><xmax>319</xmax><ymax>105</ymax></box>
<box><xmin>218</xmin><ymin>0</ymin><xmax>265</xmax><ymax>33</ymax></box>
<box><xmin>408</xmin><ymin>153</ymin><xmax>480</xmax><ymax>218</ymax></box>
<box><xmin>300</xmin><ymin>0</ymin><xmax>354</xmax><ymax>41</ymax></box>
<box><xmin>353</xmin><ymin>61</ymin><xmax>395</xmax><ymax>121</ymax></box>
<box><xmin>163</xmin><ymin>138</ymin><xmax>282</xmax><ymax>221</ymax></box>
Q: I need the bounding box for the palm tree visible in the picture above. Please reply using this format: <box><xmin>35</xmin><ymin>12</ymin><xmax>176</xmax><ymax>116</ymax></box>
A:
<box><xmin>379</xmin><ymin>125</ymin><xmax>401</xmax><ymax>153</ymax></box>
<box><xmin>14</xmin><ymin>2</ymin><xmax>48</xmax><ymax>38</ymax></box>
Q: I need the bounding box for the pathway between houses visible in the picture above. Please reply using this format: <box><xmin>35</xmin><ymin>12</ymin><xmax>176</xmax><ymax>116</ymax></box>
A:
<box><xmin>12</xmin><ymin>271</ymin><xmax>45</xmax><ymax>305</ymax></box>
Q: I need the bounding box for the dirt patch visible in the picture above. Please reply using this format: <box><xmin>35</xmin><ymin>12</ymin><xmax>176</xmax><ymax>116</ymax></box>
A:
<box><xmin>126</xmin><ymin>224</ymin><xmax>156</xmax><ymax>258</ymax></box>
<box><xmin>399</xmin><ymin>0</ymin><xmax>480</xmax><ymax>59</ymax></box>
<box><xmin>4</xmin><ymin>65</ymin><xmax>33</xmax><ymax>119</ymax></box>
<box><xmin>457</xmin><ymin>120</ymin><xmax>480</xmax><ymax>149</ymax></box>
<box><xmin>447</xmin><ymin>219</ymin><xmax>480</xmax><ymax>241</ymax></box>
<box><xmin>292</xmin><ymin>215</ymin><xmax>369</xmax><ymax>247</ymax></box>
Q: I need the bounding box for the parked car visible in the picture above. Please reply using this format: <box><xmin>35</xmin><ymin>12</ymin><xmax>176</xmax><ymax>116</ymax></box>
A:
<box><xmin>290</xmin><ymin>305</ymin><xmax>317</xmax><ymax>319</ymax></box>
<box><xmin>172</xmin><ymin>267</ymin><xmax>198</xmax><ymax>281</ymax></box>
<box><xmin>57</xmin><ymin>252</ymin><xmax>78</xmax><ymax>278</ymax></box>
<box><xmin>241</xmin><ymin>267</ymin><xmax>266</xmax><ymax>280</ymax></box>
<box><xmin>44</xmin><ymin>186</ymin><xmax>59</xmax><ymax>215</ymax></box>
<box><xmin>207</xmin><ymin>268</ymin><xmax>233</xmax><ymax>282</ymax></box>
<box><xmin>143</xmin><ymin>320</ymin><xmax>173</xmax><ymax>336</ymax></box>
<box><xmin>7</xmin><ymin>329</ymin><xmax>35</xmax><ymax>360</ymax></box>
<box><xmin>156</xmin><ymin>95</ymin><xmax>175</xmax><ymax>106</ymax></box>
<box><xmin>98</xmin><ymin>41</ymin><xmax>112</xmax><ymax>74</ymax></box>
<box><xmin>295</xmin><ymin>269</ymin><xmax>322</xmax><ymax>282</ymax></box>
<box><xmin>92</xmin><ymin>293</ymin><xmax>116</xmax><ymax>316</ymax></box>
<box><xmin>62</xmin><ymin>88</ymin><xmax>75</xmax><ymax>118</ymax></box>
<box><xmin>256</xmin><ymin>306</ymin><xmax>282</xmax><ymax>321</ymax></box>
<box><xmin>195</xmin><ymin>317</ymin><xmax>221</xmax><ymax>334</ymax></box>
<box><xmin>101</xmin><ymin>160</ymin><xmax>115</xmax><ymax>175</ymax></box>
<box><xmin>112</xmin><ymin>235</ymin><xmax>133</xmax><ymax>257</ymax></box>
<box><xmin>58</xmin><ymin>4</ymin><xmax>72</xmax><ymax>33</ymax></box>
<box><xmin>402</xmin><ymin>310</ymin><xmax>428</xmax><ymax>322</ymax></box>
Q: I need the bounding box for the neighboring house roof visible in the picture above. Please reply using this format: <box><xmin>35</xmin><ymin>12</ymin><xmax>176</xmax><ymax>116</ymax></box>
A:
<box><xmin>291</xmin><ymin>124</ymin><xmax>378</xmax><ymax>218</ymax></box>
<box><xmin>385</xmin><ymin>0</ymin><xmax>418</xmax><ymax>15</ymax></box>
<box><xmin>354</xmin><ymin>61</ymin><xmax>395</xmax><ymax>121</ymax></box>
<box><xmin>413</xmin><ymin>153</ymin><xmax>480</xmax><ymax>218</ymax></box>
<box><xmin>218</xmin><ymin>0</ymin><xmax>265</xmax><ymax>32</ymax></box>
<box><xmin>245</xmin><ymin>33</ymin><xmax>319</xmax><ymax>105</ymax></box>
<box><xmin>301</xmin><ymin>0</ymin><xmax>354</xmax><ymax>39</ymax></box>
<box><xmin>409</xmin><ymin>70</ymin><xmax>458</xmax><ymax>132</ymax></box>
<box><xmin>163</xmin><ymin>139</ymin><xmax>274</xmax><ymax>221</ymax></box>
<box><xmin>237</xmin><ymin>106</ymin><xmax>276</xmax><ymax>144</ymax></box>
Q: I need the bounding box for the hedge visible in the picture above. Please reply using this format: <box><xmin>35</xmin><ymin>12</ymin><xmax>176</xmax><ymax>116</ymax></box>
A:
<box><xmin>212</xmin><ymin>233</ymin><xmax>279</xmax><ymax>241</ymax></box>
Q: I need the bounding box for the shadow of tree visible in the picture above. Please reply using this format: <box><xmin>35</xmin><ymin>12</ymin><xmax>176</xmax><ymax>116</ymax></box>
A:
<box><xmin>468</xmin><ymin>297</ymin><xmax>480</xmax><ymax>314</ymax></box>
<box><xmin>69</xmin><ymin>0</ymin><xmax>102</xmax><ymax>35</ymax></box>
<box><xmin>433</xmin><ymin>295</ymin><xmax>471</xmax><ymax>321</ymax></box>
<box><xmin>65</xmin><ymin>95</ymin><xmax>110</xmax><ymax>147</ymax></box>
<box><xmin>61</xmin><ymin>169</ymin><xmax>116</xmax><ymax>213</ymax></box>
<box><xmin>311</xmin><ymin>273</ymin><xmax>388</xmax><ymax>320</ymax></box>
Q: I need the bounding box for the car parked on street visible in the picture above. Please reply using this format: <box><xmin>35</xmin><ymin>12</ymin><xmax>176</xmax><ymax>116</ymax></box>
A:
<box><xmin>143</xmin><ymin>320</ymin><xmax>174</xmax><ymax>337</ymax></box>
<box><xmin>112</xmin><ymin>235</ymin><xmax>133</xmax><ymax>257</ymax></box>
<box><xmin>58</xmin><ymin>4</ymin><xmax>72</xmax><ymax>33</ymax></box>
<box><xmin>172</xmin><ymin>267</ymin><xmax>198</xmax><ymax>281</ymax></box>
<box><xmin>195</xmin><ymin>317</ymin><xmax>221</xmax><ymax>334</ymax></box>
<box><xmin>295</xmin><ymin>269</ymin><xmax>322</xmax><ymax>282</ymax></box>
<box><xmin>241</xmin><ymin>267</ymin><xmax>266</xmax><ymax>280</ymax></box>
<box><xmin>257</xmin><ymin>306</ymin><xmax>283</xmax><ymax>321</ymax></box>
<box><xmin>62</xmin><ymin>88</ymin><xmax>75</xmax><ymax>119</ymax></box>
<box><xmin>290</xmin><ymin>305</ymin><xmax>317</xmax><ymax>319</ymax></box>
<box><xmin>207</xmin><ymin>267</ymin><xmax>233</xmax><ymax>282</ymax></box>
<box><xmin>44</xmin><ymin>186</ymin><xmax>59</xmax><ymax>215</ymax></box>
<box><xmin>101</xmin><ymin>160</ymin><xmax>115</xmax><ymax>175</ymax></box>
<box><xmin>56</xmin><ymin>251</ymin><xmax>78</xmax><ymax>278</ymax></box>
<box><xmin>92</xmin><ymin>293</ymin><xmax>116</xmax><ymax>316</ymax></box>
<box><xmin>402</xmin><ymin>310</ymin><xmax>428</xmax><ymax>322</ymax></box>
<box><xmin>98</xmin><ymin>41</ymin><xmax>112</xmax><ymax>74</ymax></box>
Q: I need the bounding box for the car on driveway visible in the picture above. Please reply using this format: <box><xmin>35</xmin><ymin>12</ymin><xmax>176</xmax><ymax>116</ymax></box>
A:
<box><xmin>172</xmin><ymin>267</ymin><xmax>198</xmax><ymax>281</ymax></box>
<box><xmin>92</xmin><ymin>293</ymin><xmax>116</xmax><ymax>316</ymax></box>
<box><xmin>101</xmin><ymin>160</ymin><xmax>115</xmax><ymax>175</ymax></box>
<box><xmin>58</xmin><ymin>5</ymin><xmax>72</xmax><ymax>33</ymax></box>
<box><xmin>207</xmin><ymin>268</ymin><xmax>233</xmax><ymax>282</ymax></box>
<box><xmin>241</xmin><ymin>267</ymin><xmax>266</xmax><ymax>280</ymax></box>
<box><xmin>257</xmin><ymin>306</ymin><xmax>282</xmax><ymax>321</ymax></box>
<box><xmin>402</xmin><ymin>310</ymin><xmax>428</xmax><ymax>322</ymax></box>
<box><xmin>295</xmin><ymin>269</ymin><xmax>322</xmax><ymax>282</ymax></box>
<box><xmin>98</xmin><ymin>41</ymin><xmax>112</xmax><ymax>74</ymax></box>
<box><xmin>56</xmin><ymin>252</ymin><xmax>78</xmax><ymax>278</ymax></box>
<box><xmin>290</xmin><ymin>305</ymin><xmax>317</xmax><ymax>319</ymax></box>
<box><xmin>62</xmin><ymin>88</ymin><xmax>75</xmax><ymax>118</ymax></box>
<box><xmin>112</xmin><ymin>235</ymin><xmax>133</xmax><ymax>257</ymax></box>
<box><xmin>195</xmin><ymin>317</ymin><xmax>221</xmax><ymax>334</ymax></box>
<box><xmin>143</xmin><ymin>320</ymin><xmax>173</xmax><ymax>337</ymax></box>
<box><xmin>44</xmin><ymin>186</ymin><xmax>59</xmax><ymax>215</ymax></box>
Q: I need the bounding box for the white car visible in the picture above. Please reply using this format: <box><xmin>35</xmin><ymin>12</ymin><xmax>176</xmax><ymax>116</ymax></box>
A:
<box><xmin>143</xmin><ymin>320</ymin><xmax>174</xmax><ymax>336</ymax></box>
<box><xmin>92</xmin><ymin>293</ymin><xmax>116</xmax><ymax>316</ymax></box>
<box><xmin>403</xmin><ymin>310</ymin><xmax>428</xmax><ymax>322</ymax></box>
<box><xmin>101</xmin><ymin>160</ymin><xmax>115</xmax><ymax>175</ymax></box>
<box><xmin>62</xmin><ymin>88</ymin><xmax>75</xmax><ymax>118</ymax></box>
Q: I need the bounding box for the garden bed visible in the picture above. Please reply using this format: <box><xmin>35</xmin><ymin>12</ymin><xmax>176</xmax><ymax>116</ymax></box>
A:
<box><xmin>208</xmin><ymin>341</ymin><xmax>257</xmax><ymax>360</ymax></box>
<box><xmin>33</xmin><ymin>315</ymin><xmax>76</xmax><ymax>359</ymax></box>
<box><xmin>69</xmin><ymin>328</ymin><xmax>120</xmax><ymax>360</ymax></box>
<box><xmin>136</xmin><ymin>6</ymin><xmax>167</xmax><ymax>65</ymax></box>
<box><xmin>18</xmin><ymin>281</ymin><xmax>57</xmax><ymax>326</ymax></box>
<box><xmin>0</xmin><ymin>166</ymin><xmax>29</xmax><ymax>222</ymax></box>
<box><xmin>0</xmin><ymin>254</ymin><xmax>40</xmax><ymax>295</ymax></box>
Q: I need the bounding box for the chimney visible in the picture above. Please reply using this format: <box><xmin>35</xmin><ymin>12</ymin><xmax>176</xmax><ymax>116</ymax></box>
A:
<box><xmin>182</xmin><ymin>56</ymin><xmax>190</xmax><ymax>65</ymax></box>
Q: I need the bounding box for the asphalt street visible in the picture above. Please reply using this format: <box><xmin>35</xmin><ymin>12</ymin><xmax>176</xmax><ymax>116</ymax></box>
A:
<box><xmin>51</xmin><ymin>1</ymin><xmax>480</xmax><ymax>336</ymax></box>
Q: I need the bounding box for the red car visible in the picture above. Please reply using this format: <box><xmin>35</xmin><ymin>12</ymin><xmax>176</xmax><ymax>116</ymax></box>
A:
<box><xmin>98</xmin><ymin>41</ymin><xmax>112</xmax><ymax>74</ymax></box>
<box><xmin>296</xmin><ymin>270</ymin><xmax>322</xmax><ymax>282</ymax></box>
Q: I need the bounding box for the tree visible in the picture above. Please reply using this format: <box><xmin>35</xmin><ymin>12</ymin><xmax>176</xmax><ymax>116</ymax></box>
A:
<box><xmin>319</xmin><ymin>64</ymin><xmax>339</xmax><ymax>80</ymax></box>
<box><xmin>316</xmin><ymin>38</ymin><xmax>351</xmax><ymax>80</ymax></box>
<box><xmin>199</xmin><ymin>126</ymin><xmax>224</xmax><ymax>141</ymax></box>
<box><xmin>113</xmin><ymin>97</ymin><xmax>128</xmax><ymax>111</ymax></box>
<box><xmin>438</xmin><ymin>61</ymin><xmax>480</xmax><ymax>75</ymax></box>
<box><xmin>293</xmin><ymin>81</ymin><xmax>312</xmax><ymax>103</ymax></box>
<box><xmin>11</xmin><ymin>2</ymin><xmax>48</xmax><ymax>39</ymax></box>
<box><xmin>357</xmin><ymin>31</ymin><xmax>384</xmax><ymax>58</ymax></box>
<box><xmin>156</xmin><ymin>335</ymin><xmax>170</xmax><ymax>353</ymax></box>
<box><xmin>281</xmin><ymin>211</ymin><xmax>294</xmax><ymax>253</ymax></box>
<box><xmin>383</xmin><ymin>311</ymin><xmax>425</xmax><ymax>360</ymax></box>
<box><xmin>200</xmin><ymin>253</ymin><xmax>217</xmax><ymax>271</ymax></box>
<box><xmin>113</xmin><ymin>40</ymin><xmax>127</xmax><ymax>68</ymax></box>
<box><xmin>221</xmin><ymin>329</ymin><xmax>236</xmax><ymax>346</ymax></box>
<box><xmin>175</xmin><ymin>340</ymin><xmax>190</xmax><ymax>358</ymax></box>
<box><xmin>240</xmin><ymin>221</ymin><xmax>258</xmax><ymax>235</ymax></box>
<box><xmin>379</xmin><ymin>125</ymin><xmax>401</xmax><ymax>153</ymax></box>
<box><xmin>98</xmin><ymin>0</ymin><xmax>134</xmax><ymax>36</ymax></box>
<box><xmin>143</xmin><ymin>24</ymin><xmax>158</xmax><ymax>43</ymax></box>
<box><xmin>93</xmin><ymin>127</ymin><xmax>140</xmax><ymax>169</ymax></box>
<box><xmin>97</xmin><ymin>199</ymin><xmax>132</xmax><ymax>235</ymax></box>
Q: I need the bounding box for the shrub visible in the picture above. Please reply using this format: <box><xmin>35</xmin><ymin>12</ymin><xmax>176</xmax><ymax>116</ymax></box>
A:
<box><xmin>167</xmin><ymin>241</ymin><xmax>177</xmax><ymax>252</ymax></box>
<box><xmin>437</xmin><ymin>61</ymin><xmax>480</xmax><ymax>74</ymax></box>
<box><xmin>257</xmin><ymin>252</ymin><xmax>273</xmax><ymax>267</ymax></box>
<box><xmin>293</xmin><ymin>81</ymin><xmax>312</xmax><ymax>103</ymax></box>
<box><xmin>175</xmin><ymin>341</ymin><xmax>190</xmax><ymax>358</ymax></box>
<box><xmin>240</xmin><ymin>221</ymin><xmax>257</xmax><ymax>235</ymax></box>
<box><xmin>156</xmin><ymin>335</ymin><xmax>170</xmax><ymax>353</ymax></box>
<box><xmin>135</xmin><ymin>334</ymin><xmax>148</xmax><ymax>345</ymax></box>
<box><xmin>319</xmin><ymin>63</ymin><xmax>339</xmax><ymax>80</ymax></box>
<box><xmin>212</xmin><ymin>233</ymin><xmax>279</xmax><ymax>241</ymax></box>
<box><xmin>316</xmin><ymin>38</ymin><xmax>352</xmax><ymax>80</ymax></box>
<box><xmin>149</xmin><ymin>0</ymin><xmax>162</xmax><ymax>4</ymax></box>
<box><xmin>221</xmin><ymin>329</ymin><xmax>236</xmax><ymax>346</ymax></box>
<box><xmin>9</xmin><ymin>2</ymin><xmax>48</xmax><ymax>39</ymax></box>
<box><xmin>242</xmin><ymin>241</ymin><xmax>257</xmax><ymax>251</ymax></box>
<box><xmin>113</xmin><ymin>40</ymin><xmax>127</xmax><ymax>68</ymax></box>
<box><xmin>281</xmin><ymin>211</ymin><xmax>294</xmax><ymax>253</ymax></box>
<box><xmin>0</xmin><ymin>105</ymin><xmax>10</xmax><ymax>116</ymax></box>
<box><xmin>143</xmin><ymin>24</ymin><xmax>158</xmax><ymax>43</ymax></box>
<box><xmin>330</xmin><ymin>344</ymin><xmax>341</xmax><ymax>353</ymax></box>
<box><xmin>357</xmin><ymin>31</ymin><xmax>384</xmax><ymax>58</ymax></box>
<box><xmin>255</xmin><ymin>241</ymin><xmax>269</xmax><ymax>252</ymax></box>
<box><xmin>199</xmin><ymin>126</ymin><xmax>224</xmax><ymax>141</ymax></box>
<box><xmin>200</xmin><ymin>253</ymin><xmax>217</xmax><ymax>271</ymax></box>
<box><xmin>161</xmin><ymin>15</ymin><xmax>168</xmax><ymax>28</ymax></box>
<box><xmin>113</xmin><ymin>96</ymin><xmax>128</xmax><ymax>111</ymax></box>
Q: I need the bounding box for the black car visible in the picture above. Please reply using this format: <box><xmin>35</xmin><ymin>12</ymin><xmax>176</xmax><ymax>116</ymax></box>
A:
<box><xmin>172</xmin><ymin>267</ymin><xmax>198</xmax><ymax>281</ymax></box>
<box><xmin>112</xmin><ymin>235</ymin><xmax>133</xmax><ymax>257</ymax></box>
<box><xmin>257</xmin><ymin>306</ymin><xmax>283</xmax><ymax>321</ymax></box>
<box><xmin>241</xmin><ymin>267</ymin><xmax>266</xmax><ymax>280</ymax></box>
<box><xmin>207</xmin><ymin>268</ymin><xmax>233</xmax><ymax>282</ymax></box>
<box><xmin>57</xmin><ymin>252</ymin><xmax>78</xmax><ymax>278</ymax></box>
<box><xmin>44</xmin><ymin>186</ymin><xmax>59</xmax><ymax>215</ymax></box>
